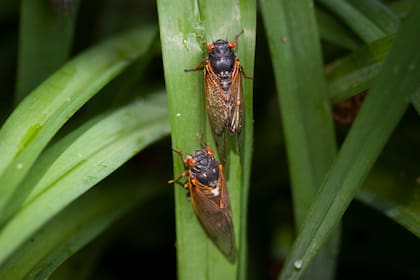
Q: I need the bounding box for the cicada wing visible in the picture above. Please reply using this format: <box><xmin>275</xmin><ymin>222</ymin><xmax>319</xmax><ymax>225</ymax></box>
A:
<box><xmin>226</xmin><ymin>59</ymin><xmax>244</xmax><ymax>135</ymax></box>
<box><xmin>204</xmin><ymin>65</ymin><xmax>229</xmax><ymax>162</ymax></box>
<box><xmin>204</xmin><ymin>65</ymin><xmax>229</xmax><ymax>136</ymax></box>
<box><xmin>213</xmin><ymin>130</ymin><xmax>227</xmax><ymax>165</ymax></box>
<box><xmin>189</xmin><ymin>176</ymin><xmax>236</xmax><ymax>260</ymax></box>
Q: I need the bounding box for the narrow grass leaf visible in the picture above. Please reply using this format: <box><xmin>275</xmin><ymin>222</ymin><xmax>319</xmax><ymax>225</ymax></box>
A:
<box><xmin>0</xmin><ymin>92</ymin><xmax>170</xmax><ymax>266</ymax></box>
<box><xmin>280</xmin><ymin>3</ymin><xmax>420</xmax><ymax>279</ymax></box>
<box><xmin>319</xmin><ymin>0</ymin><xmax>386</xmax><ymax>43</ymax></box>
<box><xmin>260</xmin><ymin>0</ymin><xmax>336</xmax><ymax>234</ymax></box>
<box><xmin>260</xmin><ymin>0</ymin><xmax>338</xmax><ymax>278</ymax></box>
<box><xmin>0</xmin><ymin>178</ymin><xmax>161</xmax><ymax>279</ymax></box>
<box><xmin>347</xmin><ymin>0</ymin><xmax>400</xmax><ymax>34</ymax></box>
<box><xmin>0</xmin><ymin>25</ymin><xmax>157</xmax><ymax>224</ymax></box>
<box><xmin>326</xmin><ymin>35</ymin><xmax>394</xmax><ymax>104</ymax></box>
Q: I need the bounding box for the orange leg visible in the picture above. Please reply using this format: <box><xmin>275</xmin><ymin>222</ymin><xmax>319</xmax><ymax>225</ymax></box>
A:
<box><xmin>234</xmin><ymin>30</ymin><xmax>244</xmax><ymax>46</ymax></box>
<box><xmin>169</xmin><ymin>148</ymin><xmax>189</xmax><ymax>186</ymax></box>
<box><xmin>198</xmin><ymin>132</ymin><xmax>207</xmax><ymax>148</ymax></box>
<box><xmin>168</xmin><ymin>170</ymin><xmax>190</xmax><ymax>185</ymax></box>
<box><xmin>184</xmin><ymin>58</ymin><xmax>208</xmax><ymax>72</ymax></box>
<box><xmin>171</xmin><ymin>147</ymin><xmax>185</xmax><ymax>158</ymax></box>
<box><xmin>240</xmin><ymin>64</ymin><xmax>254</xmax><ymax>80</ymax></box>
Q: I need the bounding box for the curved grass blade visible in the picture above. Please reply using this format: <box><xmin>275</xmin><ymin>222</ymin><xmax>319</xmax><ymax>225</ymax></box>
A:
<box><xmin>0</xmin><ymin>92</ymin><xmax>170</xmax><ymax>266</ymax></box>
<box><xmin>0</xmin><ymin>177</ymin><xmax>161</xmax><ymax>279</ymax></box>
<box><xmin>326</xmin><ymin>35</ymin><xmax>394</xmax><ymax>104</ymax></box>
<box><xmin>347</xmin><ymin>0</ymin><xmax>400</xmax><ymax>35</ymax></box>
<box><xmin>280</xmin><ymin>3</ymin><xmax>420</xmax><ymax>279</ymax></box>
<box><xmin>0</xmin><ymin>25</ymin><xmax>157</xmax><ymax>224</ymax></box>
<box><xmin>318</xmin><ymin>0</ymin><xmax>386</xmax><ymax>43</ymax></box>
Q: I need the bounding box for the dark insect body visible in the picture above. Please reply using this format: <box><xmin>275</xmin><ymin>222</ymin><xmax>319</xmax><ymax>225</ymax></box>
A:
<box><xmin>185</xmin><ymin>31</ymin><xmax>252</xmax><ymax>160</ymax></box>
<box><xmin>168</xmin><ymin>141</ymin><xmax>235</xmax><ymax>261</ymax></box>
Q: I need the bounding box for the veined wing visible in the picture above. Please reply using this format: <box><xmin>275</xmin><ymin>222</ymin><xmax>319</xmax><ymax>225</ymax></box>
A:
<box><xmin>188</xmin><ymin>174</ymin><xmax>236</xmax><ymax>260</ymax></box>
<box><xmin>225</xmin><ymin>59</ymin><xmax>244</xmax><ymax>134</ymax></box>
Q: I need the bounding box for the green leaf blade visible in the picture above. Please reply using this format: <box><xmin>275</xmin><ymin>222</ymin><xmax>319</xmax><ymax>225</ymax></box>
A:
<box><xmin>260</xmin><ymin>0</ymin><xmax>339</xmax><ymax>279</ymax></box>
<box><xmin>0</xmin><ymin>93</ymin><xmax>170</xmax><ymax>267</ymax></box>
<box><xmin>319</xmin><ymin>0</ymin><xmax>386</xmax><ymax>43</ymax></box>
<box><xmin>326</xmin><ymin>35</ymin><xmax>394</xmax><ymax>103</ymax></box>
<box><xmin>0</xmin><ymin>26</ymin><xmax>157</xmax><ymax>224</ymax></box>
<box><xmin>157</xmin><ymin>0</ymin><xmax>256</xmax><ymax>278</ymax></box>
<box><xmin>261</xmin><ymin>0</ymin><xmax>337</xmax><ymax>226</ymax></box>
<box><xmin>0</xmin><ymin>178</ymin><xmax>160</xmax><ymax>280</ymax></box>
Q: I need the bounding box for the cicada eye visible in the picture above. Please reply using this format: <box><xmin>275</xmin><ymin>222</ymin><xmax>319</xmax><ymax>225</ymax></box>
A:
<box><xmin>205</xmin><ymin>146</ymin><xmax>215</xmax><ymax>157</ymax></box>
<box><xmin>228</xmin><ymin>42</ymin><xmax>236</xmax><ymax>49</ymax></box>
<box><xmin>185</xmin><ymin>156</ymin><xmax>196</xmax><ymax>167</ymax></box>
<box><xmin>207</xmin><ymin>43</ymin><xmax>215</xmax><ymax>52</ymax></box>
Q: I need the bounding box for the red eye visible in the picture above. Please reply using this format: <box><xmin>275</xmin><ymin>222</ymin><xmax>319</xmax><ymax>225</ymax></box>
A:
<box><xmin>207</xmin><ymin>43</ymin><xmax>214</xmax><ymax>51</ymax></box>
<box><xmin>228</xmin><ymin>42</ymin><xmax>236</xmax><ymax>49</ymax></box>
<box><xmin>185</xmin><ymin>157</ymin><xmax>196</xmax><ymax>167</ymax></box>
<box><xmin>205</xmin><ymin>146</ymin><xmax>214</xmax><ymax>157</ymax></box>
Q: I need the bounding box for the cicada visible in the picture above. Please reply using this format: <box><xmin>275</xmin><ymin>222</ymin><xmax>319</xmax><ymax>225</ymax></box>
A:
<box><xmin>185</xmin><ymin>31</ymin><xmax>252</xmax><ymax>160</ymax></box>
<box><xmin>168</xmin><ymin>140</ymin><xmax>235</xmax><ymax>261</ymax></box>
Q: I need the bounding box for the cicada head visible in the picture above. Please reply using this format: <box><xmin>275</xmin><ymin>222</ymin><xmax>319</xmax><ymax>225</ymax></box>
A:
<box><xmin>208</xmin><ymin>39</ymin><xmax>236</xmax><ymax>74</ymax></box>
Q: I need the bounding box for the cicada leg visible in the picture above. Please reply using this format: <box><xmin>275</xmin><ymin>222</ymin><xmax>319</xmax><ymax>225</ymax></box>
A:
<box><xmin>233</xmin><ymin>30</ymin><xmax>244</xmax><ymax>46</ymax></box>
<box><xmin>239</xmin><ymin>64</ymin><xmax>253</xmax><ymax>80</ymax></box>
<box><xmin>168</xmin><ymin>170</ymin><xmax>189</xmax><ymax>186</ymax></box>
<box><xmin>184</xmin><ymin>58</ymin><xmax>208</xmax><ymax>72</ymax></box>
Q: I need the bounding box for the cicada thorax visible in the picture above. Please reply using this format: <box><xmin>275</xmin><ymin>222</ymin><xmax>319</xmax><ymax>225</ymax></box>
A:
<box><xmin>205</xmin><ymin>38</ymin><xmax>244</xmax><ymax>136</ymax></box>
<box><xmin>190</xmin><ymin>149</ymin><xmax>220</xmax><ymax>188</ymax></box>
<box><xmin>169</xmin><ymin>144</ymin><xmax>235</xmax><ymax>261</ymax></box>
<box><xmin>208</xmin><ymin>39</ymin><xmax>236</xmax><ymax>92</ymax></box>
<box><xmin>188</xmin><ymin>148</ymin><xmax>229</xmax><ymax>207</ymax></box>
